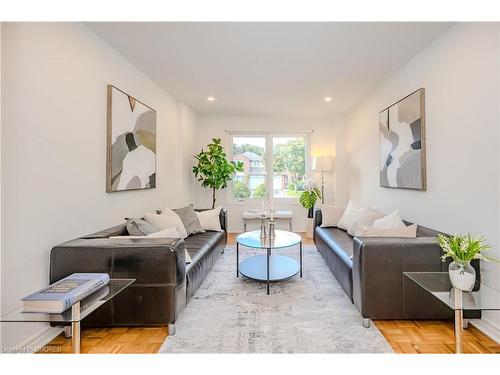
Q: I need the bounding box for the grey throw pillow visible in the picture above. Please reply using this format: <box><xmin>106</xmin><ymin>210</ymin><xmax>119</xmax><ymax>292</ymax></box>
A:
<box><xmin>125</xmin><ymin>218</ymin><xmax>158</xmax><ymax>236</ymax></box>
<box><xmin>173</xmin><ymin>204</ymin><xmax>205</xmax><ymax>236</ymax></box>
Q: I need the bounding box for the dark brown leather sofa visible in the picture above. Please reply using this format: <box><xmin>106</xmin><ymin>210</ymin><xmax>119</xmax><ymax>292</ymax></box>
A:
<box><xmin>313</xmin><ymin>209</ymin><xmax>480</xmax><ymax>327</ymax></box>
<box><xmin>49</xmin><ymin>209</ymin><xmax>227</xmax><ymax>334</ymax></box>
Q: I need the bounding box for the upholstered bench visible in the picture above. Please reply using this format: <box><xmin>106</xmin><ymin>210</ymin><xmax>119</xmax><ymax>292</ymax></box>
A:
<box><xmin>242</xmin><ymin>209</ymin><xmax>293</xmax><ymax>231</ymax></box>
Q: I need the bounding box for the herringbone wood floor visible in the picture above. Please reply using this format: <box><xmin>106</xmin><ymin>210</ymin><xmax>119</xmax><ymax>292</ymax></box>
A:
<box><xmin>38</xmin><ymin>232</ymin><xmax>499</xmax><ymax>354</ymax></box>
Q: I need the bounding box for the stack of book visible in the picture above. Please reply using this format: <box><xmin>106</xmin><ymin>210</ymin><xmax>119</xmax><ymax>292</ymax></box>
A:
<box><xmin>22</xmin><ymin>273</ymin><xmax>110</xmax><ymax>313</ymax></box>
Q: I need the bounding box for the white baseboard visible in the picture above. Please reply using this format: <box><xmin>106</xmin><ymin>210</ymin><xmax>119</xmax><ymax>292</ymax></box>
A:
<box><xmin>471</xmin><ymin>318</ymin><xmax>500</xmax><ymax>344</ymax></box>
<box><xmin>18</xmin><ymin>326</ymin><xmax>64</xmax><ymax>354</ymax></box>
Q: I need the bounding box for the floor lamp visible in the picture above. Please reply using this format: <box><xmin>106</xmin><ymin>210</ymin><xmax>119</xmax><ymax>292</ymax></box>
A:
<box><xmin>312</xmin><ymin>156</ymin><xmax>333</xmax><ymax>204</ymax></box>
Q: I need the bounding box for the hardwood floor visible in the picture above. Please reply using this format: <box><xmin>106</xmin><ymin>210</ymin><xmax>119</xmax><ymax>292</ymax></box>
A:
<box><xmin>38</xmin><ymin>327</ymin><xmax>168</xmax><ymax>354</ymax></box>
<box><xmin>38</xmin><ymin>232</ymin><xmax>499</xmax><ymax>354</ymax></box>
<box><xmin>374</xmin><ymin>320</ymin><xmax>500</xmax><ymax>354</ymax></box>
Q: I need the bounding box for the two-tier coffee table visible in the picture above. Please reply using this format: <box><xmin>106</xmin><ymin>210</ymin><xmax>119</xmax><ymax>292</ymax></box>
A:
<box><xmin>236</xmin><ymin>230</ymin><xmax>302</xmax><ymax>295</ymax></box>
<box><xmin>0</xmin><ymin>278</ymin><xmax>134</xmax><ymax>353</ymax></box>
<box><xmin>404</xmin><ymin>272</ymin><xmax>500</xmax><ymax>354</ymax></box>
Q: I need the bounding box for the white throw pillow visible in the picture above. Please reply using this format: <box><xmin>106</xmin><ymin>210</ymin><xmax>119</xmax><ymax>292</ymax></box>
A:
<box><xmin>320</xmin><ymin>205</ymin><xmax>346</xmax><ymax>228</ymax></box>
<box><xmin>354</xmin><ymin>224</ymin><xmax>417</xmax><ymax>238</ymax></box>
<box><xmin>372</xmin><ymin>210</ymin><xmax>405</xmax><ymax>229</ymax></box>
<box><xmin>196</xmin><ymin>207</ymin><xmax>223</xmax><ymax>232</ymax></box>
<box><xmin>348</xmin><ymin>207</ymin><xmax>384</xmax><ymax>236</ymax></box>
<box><xmin>146</xmin><ymin>227</ymin><xmax>179</xmax><ymax>238</ymax></box>
<box><xmin>337</xmin><ymin>201</ymin><xmax>363</xmax><ymax>232</ymax></box>
<box><xmin>144</xmin><ymin>211</ymin><xmax>188</xmax><ymax>239</ymax></box>
<box><xmin>110</xmin><ymin>228</ymin><xmax>192</xmax><ymax>263</ymax></box>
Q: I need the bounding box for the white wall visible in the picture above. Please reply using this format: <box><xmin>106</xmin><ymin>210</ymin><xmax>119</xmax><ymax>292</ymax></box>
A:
<box><xmin>0</xmin><ymin>23</ymin><xmax>196</xmax><ymax>349</ymax></box>
<box><xmin>345</xmin><ymin>23</ymin><xmax>500</xmax><ymax>339</ymax></box>
<box><xmin>193</xmin><ymin>115</ymin><xmax>348</xmax><ymax>232</ymax></box>
<box><xmin>178</xmin><ymin>103</ymin><xmax>198</xmax><ymax>205</ymax></box>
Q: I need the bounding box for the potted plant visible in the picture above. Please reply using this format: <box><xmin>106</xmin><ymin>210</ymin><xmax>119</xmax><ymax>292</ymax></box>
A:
<box><xmin>299</xmin><ymin>179</ymin><xmax>321</xmax><ymax>238</ymax></box>
<box><xmin>437</xmin><ymin>233</ymin><xmax>497</xmax><ymax>291</ymax></box>
<box><xmin>193</xmin><ymin>138</ymin><xmax>244</xmax><ymax>209</ymax></box>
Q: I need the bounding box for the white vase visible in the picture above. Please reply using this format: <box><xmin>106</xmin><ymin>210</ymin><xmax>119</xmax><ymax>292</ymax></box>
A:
<box><xmin>306</xmin><ymin>218</ymin><xmax>314</xmax><ymax>239</ymax></box>
<box><xmin>449</xmin><ymin>261</ymin><xmax>476</xmax><ymax>291</ymax></box>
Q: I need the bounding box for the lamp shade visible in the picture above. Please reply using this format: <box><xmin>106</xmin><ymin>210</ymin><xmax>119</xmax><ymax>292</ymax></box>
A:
<box><xmin>312</xmin><ymin>156</ymin><xmax>333</xmax><ymax>172</ymax></box>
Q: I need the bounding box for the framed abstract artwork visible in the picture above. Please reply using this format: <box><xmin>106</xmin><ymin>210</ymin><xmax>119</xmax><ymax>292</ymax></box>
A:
<box><xmin>379</xmin><ymin>88</ymin><xmax>426</xmax><ymax>190</ymax></box>
<box><xmin>106</xmin><ymin>85</ymin><xmax>157</xmax><ymax>192</ymax></box>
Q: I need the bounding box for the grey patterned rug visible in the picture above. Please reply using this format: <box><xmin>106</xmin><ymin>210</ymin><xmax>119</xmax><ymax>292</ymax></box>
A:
<box><xmin>159</xmin><ymin>244</ymin><xmax>392</xmax><ymax>353</ymax></box>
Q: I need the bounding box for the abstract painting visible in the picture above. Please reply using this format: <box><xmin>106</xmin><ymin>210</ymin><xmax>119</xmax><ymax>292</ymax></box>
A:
<box><xmin>106</xmin><ymin>85</ymin><xmax>156</xmax><ymax>192</ymax></box>
<box><xmin>379</xmin><ymin>88</ymin><xmax>426</xmax><ymax>190</ymax></box>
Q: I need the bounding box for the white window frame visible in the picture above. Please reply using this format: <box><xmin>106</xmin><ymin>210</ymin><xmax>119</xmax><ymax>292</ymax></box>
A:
<box><xmin>226</xmin><ymin>131</ymin><xmax>311</xmax><ymax>205</ymax></box>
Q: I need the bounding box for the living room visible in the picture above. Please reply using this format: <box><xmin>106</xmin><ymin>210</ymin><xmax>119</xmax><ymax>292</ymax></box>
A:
<box><xmin>1</xmin><ymin>1</ymin><xmax>500</xmax><ymax>372</ymax></box>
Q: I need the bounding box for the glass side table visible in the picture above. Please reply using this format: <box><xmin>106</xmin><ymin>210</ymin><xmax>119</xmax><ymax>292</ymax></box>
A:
<box><xmin>1</xmin><ymin>279</ymin><xmax>135</xmax><ymax>353</ymax></box>
<box><xmin>404</xmin><ymin>272</ymin><xmax>500</xmax><ymax>354</ymax></box>
<box><xmin>236</xmin><ymin>230</ymin><xmax>302</xmax><ymax>295</ymax></box>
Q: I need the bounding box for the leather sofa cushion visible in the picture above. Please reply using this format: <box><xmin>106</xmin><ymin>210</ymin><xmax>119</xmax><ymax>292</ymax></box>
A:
<box><xmin>184</xmin><ymin>231</ymin><xmax>225</xmax><ymax>267</ymax></box>
<box><xmin>316</xmin><ymin>227</ymin><xmax>354</xmax><ymax>264</ymax></box>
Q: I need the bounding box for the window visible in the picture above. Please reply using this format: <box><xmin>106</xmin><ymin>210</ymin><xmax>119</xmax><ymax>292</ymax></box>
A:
<box><xmin>230</xmin><ymin>133</ymin><xmax>308</xmax><ymax>201</ymax></box>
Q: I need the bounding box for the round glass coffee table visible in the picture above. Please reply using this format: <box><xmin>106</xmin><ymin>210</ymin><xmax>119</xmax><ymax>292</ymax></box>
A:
<box><xmin>236</xmin><ymin>230</ymin><xmax>302</xmax><ymax>295</ymax></box>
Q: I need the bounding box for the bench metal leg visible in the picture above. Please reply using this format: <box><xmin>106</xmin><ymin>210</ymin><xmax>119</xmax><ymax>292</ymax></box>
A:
<box><xmin>362</xmin><ymin>318</ymin><xmax>371</xmax><ymax>328</ymax></box>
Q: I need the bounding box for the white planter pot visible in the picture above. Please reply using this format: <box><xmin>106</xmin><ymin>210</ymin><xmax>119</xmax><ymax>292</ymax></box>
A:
<box><xmin>306</xmin><ymin>218</ymin><xmax>314</xmax><ymax>239</ymax></box>
<box><xmin>449</xmin><ymin>261</ymin><xmax>476</xmax><ymax>291</ymax></box>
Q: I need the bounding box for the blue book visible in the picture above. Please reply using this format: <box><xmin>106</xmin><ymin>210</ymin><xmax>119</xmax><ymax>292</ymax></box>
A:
<box><xmin>22</xmin><ymin>273</ymin><xmax>110</xmax><ymax>313</ymax></box>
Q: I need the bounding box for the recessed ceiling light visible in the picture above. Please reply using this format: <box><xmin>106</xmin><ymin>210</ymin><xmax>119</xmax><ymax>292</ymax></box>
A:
<box><xmin>324</xmin><ymin>96</ymin><xmax>332</xmax><ymax>103</ymax></box>
<box><xmin>207</xmin><ymin>96</ymin><xmax>216</xmax><ymax>102</ymax></box>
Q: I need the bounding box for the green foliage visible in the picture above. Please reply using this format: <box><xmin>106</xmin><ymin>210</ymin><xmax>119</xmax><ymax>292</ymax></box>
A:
<box><xmin>232</xmin><ymin>143</ymin><xmax>265</xmax><ymax>157</ymax></box>
<box><xmin>437</xmin><ymin>233</ymin><xmax>497</xmax><ymax>263</ymax></box>
<box><xmin>254</xmin><ymin>183</ymin><xmax>267</xmax><ymax>198</ymax></box>
<box><xmin>299</xmin><ymin>188</ymin><xmax>321</xmax><ymax>210</ymax></box>
<box><xmin>233</xmin><ymin>180</ymin><xmax>251</xmax><ymax>199</ymax></box>
<box><xmin>193</xmin><ymin>138</ymin><xmax>244</xmax><ymax>208</ymax></box>
<box><xmin>273</xmin><ymin>138</ymin><xmax>305</xmax><ymax>184</ymax></box>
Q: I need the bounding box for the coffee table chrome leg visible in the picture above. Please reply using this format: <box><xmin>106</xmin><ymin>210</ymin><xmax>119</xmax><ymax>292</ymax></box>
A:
<box><xmin>299</xmin><ymin>241</ymin><xmax>303</xmax><ymax>277</ymax></box>
<box><xmin>267</xmin><ymin>248</ymin><xmax>270</xmax><ymax>295</ymax></box>
<box><xmin>236</xmin><ymin>242</ymin><xmax>239</xmax><ymax>277</ymax></box>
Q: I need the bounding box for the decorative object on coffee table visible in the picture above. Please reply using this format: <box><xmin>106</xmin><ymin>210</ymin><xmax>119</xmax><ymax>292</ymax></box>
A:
<box><xmin>437</xmin><ymin>233</ymin><xmax>496</xmax><ymax>291</ymax></box>
<box><xmin>312</xmin><ymin>156</ymin><xmax>333</xmax><ymax>204</ymax></box>
<box><xmin>193</xmin><ymin>138</ymin><xmax>244</xmax><ymax>208</ymax></box>
<box><xmin>299</xmin><ymin>179</ymin><xmax>321</xmax><ymax>238</ymax></box>
<box><xmin>379</xmin><ymin>88</ymin><xmax>426</xmax><ymax>190</ymax></box>
<box><xmin>107</xmin><ymin>85</ymin><xmax>156</xmax><ymax>192</ymax></box>
<box><xmin>236</xmin><ymin>230</ymin><xmax>302</xmax><ymax>295</ymax></box>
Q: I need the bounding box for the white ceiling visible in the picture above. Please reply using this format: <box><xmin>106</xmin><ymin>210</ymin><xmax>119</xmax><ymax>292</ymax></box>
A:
<box><xmin>87</xmin><ymin>22</ymin><xmax>452</xmax><ymax>116</ymax></box>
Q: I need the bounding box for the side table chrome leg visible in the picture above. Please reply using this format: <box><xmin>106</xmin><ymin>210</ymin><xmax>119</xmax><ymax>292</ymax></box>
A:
<box><xmin>455</xmin><ymin>309</ymin><xmax>463</xmax><ymax>353</ymax></box>
<box><xmin>362</xmin><ymin>318</ymin><xmax>371</xmax><ymax>328</ymax></box>
<box><xmin>72</xmin><ymin>321</ymin><xmax>81</xmax><ymax>353</ymax></box>
<box><xmin>71</xmin><ymin>301</ymin><xmax>81</xmax><ymax>354</ymax></box>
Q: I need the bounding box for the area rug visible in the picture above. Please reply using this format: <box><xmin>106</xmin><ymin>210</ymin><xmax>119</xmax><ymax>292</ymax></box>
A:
<box><xmin>159</xmin><ymin>244</ymin><xmax>393</xmax><ymax>353</ymax></box>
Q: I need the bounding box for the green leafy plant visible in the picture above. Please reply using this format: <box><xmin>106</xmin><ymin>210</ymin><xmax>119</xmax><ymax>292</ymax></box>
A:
<box><xmin>299</xmin><ymin>179</ymin><xmax>321</xmax><ymax>218</ymax></box>
<box><xmin>254</xmin><ymin>183</ymin><xmax>267</xmax><ymax>198</ymax></box>
<box><xmin>437</xmin><ymin>233</ymin><xmax>497</xmax><ymax>263</ymax></box>
<box><xmin>193</xmin><ymin>138</ymin><xmax>244</xmax><ymax>208</ymax></box>
<box><xmin>233</xmin><ymin>180</ymin><xmax>251</xmax><ymax>199</ymax></box>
